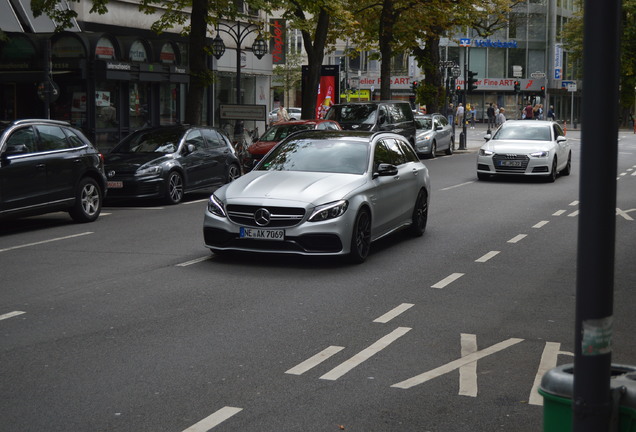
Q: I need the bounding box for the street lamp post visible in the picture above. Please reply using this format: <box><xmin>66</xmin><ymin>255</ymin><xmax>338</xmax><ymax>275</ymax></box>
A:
<box><xmin>211</xmin><ymin>20</ymin><xmax>267</xmax><ymax>136</ymax></box>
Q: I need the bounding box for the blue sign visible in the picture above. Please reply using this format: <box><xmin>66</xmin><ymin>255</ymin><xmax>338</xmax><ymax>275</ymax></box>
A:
<box><xmin>554</xmin><ymin>69</ymin><xmax>561</xmax><ymax>79</ymax></box>
<box><xmin>561</xmin><ymin>80</ymin><xmax>574</xmax><ymax>88</ymax></box>
<box><xmin>459</xmin><ymin>38</ymin><xmax>471</xmax><ymax>47</ymax></box>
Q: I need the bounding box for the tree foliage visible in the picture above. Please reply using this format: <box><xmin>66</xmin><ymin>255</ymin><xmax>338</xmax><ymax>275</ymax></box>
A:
<box><xmin>561</xmin><ymin>0</ymin><xmax>636</xmax><ymax>123</ymax></box>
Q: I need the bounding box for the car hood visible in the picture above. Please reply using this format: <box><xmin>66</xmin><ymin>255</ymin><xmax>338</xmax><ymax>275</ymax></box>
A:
<box><xmin>247</xmin><ymin>140</ymin><xmax>277</xmax><ymax>155</ymax></box>
<box><xmin>481</xmin><ymin>140</ymin><xmax>553</xmax><ymax>154</ymax></box>
<box><xmin>219</xmin><ymin>170</ymin><xmax>367</xmax><ymax>206</ymax></box>
<box><xmin>104</xmin><ymin>152</ymin><xmax>172</xmax><ymax>169</ymax></box>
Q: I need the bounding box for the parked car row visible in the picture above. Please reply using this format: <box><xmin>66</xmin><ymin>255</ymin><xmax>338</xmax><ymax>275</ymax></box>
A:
<box><xmin>1</xmin><ymin>114</ymin><xmax>570</xmax><ymax>263</ymax></box>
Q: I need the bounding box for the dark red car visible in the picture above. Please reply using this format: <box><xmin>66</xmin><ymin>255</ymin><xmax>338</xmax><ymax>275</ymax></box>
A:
<box><xmin>242</xmin><ymin>119</ymin><xmax>341</xmax><ymax>171</ymax></box>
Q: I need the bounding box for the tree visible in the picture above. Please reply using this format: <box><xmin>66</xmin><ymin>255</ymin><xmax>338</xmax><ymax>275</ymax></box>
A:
<box><xmin>272</xmin><ymin>50</ymin><xmax>303</xmax><ymax>107</ymax></box>
<box><xmin>277</xmin><ymin>0</ymin><xmax>354</xmax><ymax>119</ymax></box>
<box><xmin>562</xmin><ymin>0</ymin><xmax>636</xmax><ymax>126</ymax></box>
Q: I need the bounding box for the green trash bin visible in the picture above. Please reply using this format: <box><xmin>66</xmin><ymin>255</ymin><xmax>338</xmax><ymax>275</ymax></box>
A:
<box><xmin>539</xmin><ymin>363</ymin><xmax>636</xmax><ymax>432</ymax></box>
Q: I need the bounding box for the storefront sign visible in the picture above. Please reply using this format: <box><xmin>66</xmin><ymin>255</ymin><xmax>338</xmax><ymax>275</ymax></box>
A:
<box><xmin>357</xmin><ymin>76</ymin><xmax>412</xmax><ymax>89</ymax></box>
<box><xmin>473</xmin><ymin>39</ymin><xmax>518</xmax><ymax>48</ymax></box>
<box><xmin>270</xmin><ymin>19</ymin><xmax>286</xmax><ymax>65</ymax></box>
<box><xmin>129</xmin><ymin>40</ymin><xmax>148</xmax><ymax>62</ymax></box>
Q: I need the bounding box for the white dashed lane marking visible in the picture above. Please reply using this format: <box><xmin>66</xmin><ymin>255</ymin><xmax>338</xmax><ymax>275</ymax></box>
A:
<box><xmin>0</xmin><ymin>311</ymin><xmax>25</xmax><ymax>321</ymax></box>
<box><xmin>475</xmin><ymin>251</ymin><xmax>500</xmax><ymax>263</ymax></box>
<box><xmin>507</xmin><ymin>234</ymin><xmax>527</xmax><ymax>244</ymax></box>
<box><xmin>0</xmin><ymin>232</ymin><xmax>93</xmax><ymax>253</ymax></box>
<box><xmin>373</xmin><ymin>303</ymin><xmax>414</xmax><ymax>323</ymax></box>
<box><xmin>431</xmin><ymin>273</ymin><xmax>464</xmax><ymax>289</ymax></box>
<box><xmin>180</xmin><ymin>406</ymin><xmax>243</xmax><ymax>432</ymax></box>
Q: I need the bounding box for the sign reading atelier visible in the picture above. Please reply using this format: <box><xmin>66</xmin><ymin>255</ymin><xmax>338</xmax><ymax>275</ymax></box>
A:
<box><xmin>270</xmin><ymin>19</ymin><xmax>286</xmax><ymax>65</ymax></box>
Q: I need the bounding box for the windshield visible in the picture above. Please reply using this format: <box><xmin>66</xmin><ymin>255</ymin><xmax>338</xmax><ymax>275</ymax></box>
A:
<box><xmin>325</xmin><ymin>105</ymin><xmax>377</xmax><ymax>125</ymax></box>
<box><xmin>415</xmin><ymin>118</ymin><xmax>433</xmax><ymax>130</ymax></box>
<box><xmin>493</xmin><ymin>124</ymin><xmax>552</xmax><ymax>141</ymax></box>
<box><xmin>256</xmin><ymin>138</ymin><xmax>369</xmax><ymax>174</ymax></box>
<box><xmin>113</xmin><ymin>128</ymin><xmax>184</xmax><ymax>154</ymax></box>
<box><xmin>260</xmin><ymin>124</ymin><xmax>314</xmax><ymax>142</ymax></box>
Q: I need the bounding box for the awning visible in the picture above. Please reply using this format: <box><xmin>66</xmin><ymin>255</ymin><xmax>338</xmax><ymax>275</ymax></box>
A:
<box><xmin>0</xmin><ymin>0</ymin><xmax>24</xmax><ymax>32</ymax></box>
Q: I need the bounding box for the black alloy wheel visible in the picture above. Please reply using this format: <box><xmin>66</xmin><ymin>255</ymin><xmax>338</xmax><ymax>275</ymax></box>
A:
<box><xmin>166</xmin><ymin>171</ymin><xmax>184</xmax><ymax>204</ymax></box>
<box><xmin>349</xmin><ymin>208</ymin><xmax>371</xmax><ymax>264</ymax></box>
<box><xmin>547</xmin><ymin>158</ymin><xmax>558</xmax><ymax>183</ymax></box>
<box><xmin>410</xmin><ymin>189</ymin><xmax>428</xmax><ymax>237</ymax></box>
<box><xmin>429</xmin><ymin>141</ymin><xmax>437</xmax><ymax>159</ymax></box>
<box><xmin>69</xmin><ymin>177</ymin><xmax>103</xmax><ymax>222</ymax></box>
<box><xmin>561</xmin><ymin>152</ymin><xmax>572</xmax><ymax>176</ymax></box>
<box><xmin>445</xmin><ymin>138</ymin><xmax>454</xmax><ymax>155</ymax></box>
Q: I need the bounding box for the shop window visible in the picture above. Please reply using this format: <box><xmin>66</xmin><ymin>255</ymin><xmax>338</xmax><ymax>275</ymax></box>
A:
<box><xmin>160</xmin><ymin>83</ymin><xmax>177</xmax><ymax>125</ymax></box>
<box><xmin>129</xmin><ymin>83</ymin><xmax>149</xmax><ymax>129</ymax></box>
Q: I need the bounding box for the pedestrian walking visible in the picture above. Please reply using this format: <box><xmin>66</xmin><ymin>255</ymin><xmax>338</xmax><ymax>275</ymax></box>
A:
<box><xmin>469</xmin><ymin>105</ymin><xmax>477</xmax><ymax>129</ymax></box>
<box><xmin>447</xmin><ymin>103</ymin><xmax>454</xmax><ymax>127</ymax></box>
<box><xmin>456</xmin><ymin>103</ymin><xmax>464</xmax><ymax>127</ymax></box>
<box><xmin>523</xmin><ymin>103</ymin><xmax>534</xmax><ymax>120</ymax></box>
<box><xmin>277</xmin><ymin>104</ymin><xmax>290</xmax><ymax>123</ymax></box>
<box><xmin>496</xmin><ymin>108</ymin><xmax>506</xmax><ymax>126</ymax></box>
<box><xmin>547</xmin><ymin>105</ymin><xmax>556</xmax><ymax>121</ymax></box>
<box><xmin>487</xmin><ymin>103</ymin><xmax>496</xmax><ymax>129</ymax></box>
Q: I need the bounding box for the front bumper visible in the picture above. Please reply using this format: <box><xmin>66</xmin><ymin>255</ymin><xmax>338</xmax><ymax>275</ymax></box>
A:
<box><xmin>203</xmin><ymin>208</ymin><xmax>355</xmax><ymax>256</ymax></box>
<box><xmin>106</xmin><ymin>175</ymin><xmax>166</xmax><ymax>199</ymax></box>
<box><xmin>477</xmin><ymin>153</ymin><xmax>551</xmax><ymax>176</ymax></box>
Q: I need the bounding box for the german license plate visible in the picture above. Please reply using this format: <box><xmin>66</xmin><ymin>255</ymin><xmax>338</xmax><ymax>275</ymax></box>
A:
<box><xmin>498</xmin><ymin>160</ymin><xmax>522</xmax><ymax>167</ymax></box>
<box><xmin>240</xmin><ymin>227</ymin><xmax>285</xmax><ymax>241</ymax></box>
<box><xmin>107</xmin><ymin>181</ymin><xmax>123</xmax><ymax>188</ymax></box>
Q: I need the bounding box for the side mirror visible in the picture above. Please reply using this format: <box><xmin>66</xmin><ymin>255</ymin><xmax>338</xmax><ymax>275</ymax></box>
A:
<box><xmin>373</xmin><ymin>163</ymin><xmax>398</xmax><ymax>178</ymax></box>
<box><xmin>186</xmin><ymin>144</ymin><xmax>196</xmax><ymax>154</ymax></box>
<box><xmin>557</xmin><ymin>136</ymin><xmax>567</xmax><ymax>143</ymax></box>
<box><xmin>484</xmin><ymin>134</ymin><xmax>492</xmax><ymax>141</ymax></box>
<box><xmin>378</xmin><ymin>112</ymin><xmax>387</xmax><ymax>125</ymax></box>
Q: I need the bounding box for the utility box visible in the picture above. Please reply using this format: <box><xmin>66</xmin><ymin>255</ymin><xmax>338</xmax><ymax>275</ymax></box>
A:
<box><xmin>539</xmin><ymin>363</ymin><xmax>636</xmax><ymax>431</ymax></box>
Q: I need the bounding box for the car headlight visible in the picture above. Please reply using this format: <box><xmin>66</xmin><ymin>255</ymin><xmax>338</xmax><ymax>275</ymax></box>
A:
<box><xmin>308</xmin><ymin>200</ymin><xmax>349</xmax><ymax>222</ymax></box>
<box><xmin>207</xmin><ymin>194</ymin><xmax>227</xmax><ymax>217</ymax></box>
<box><xmin>135</xmin><ymin>165</ymin><xmax>162</xmax><ymax>176</ymax></box>
<box><xmin>529</xmin><ymin>151</ymin><xmax>549</xmax><ymax>158</ymax></box>
<box><xmin>479</xmin><ymin>149</ymin><xmax>494</xmax><ymax>156</ymax></box>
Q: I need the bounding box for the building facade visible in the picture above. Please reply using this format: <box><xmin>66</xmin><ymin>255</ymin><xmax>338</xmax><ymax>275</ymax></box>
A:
<box><xmin>0</xmin><ymin>0</ymin><xmax>272</xmax><ymax>151</ymax></box>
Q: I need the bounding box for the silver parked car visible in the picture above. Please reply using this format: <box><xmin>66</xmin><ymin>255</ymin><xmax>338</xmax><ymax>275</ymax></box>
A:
<box><xmin>414</xmin><ymin>114</ymin><xmax>454</xmax><ymax>157</ymax></box>
<box><xmin>476</xmin><ymin>120</ymin><xmax>571</xmax><ymax>182</ymax></box>
<box><xmin>203</xmin><ymin>130</ymin><xmax>431</xmax><ymax>263</ymax></box>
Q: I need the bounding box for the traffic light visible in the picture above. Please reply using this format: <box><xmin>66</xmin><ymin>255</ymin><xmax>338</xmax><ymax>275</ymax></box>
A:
<box><xmin>540</xmin><ymin>86</ymin><xmax>545</xmax><ymax>97</ymax></box>
<box><xmin>456</xmin><ymin>85</ymin><xmax>462</xmax><ymax>92</ymax></box>
<box><xmin>467</xmin><ymin>71</ymin><xmax>478</xmax><ymax>92</ymax></box>
<box><xmin>412</xmin><ymin>81</ymin><xmax>419</xmax><ymax>92</ymax></box>
<box><xmin>514</xmin><ymin>81</ymin><xmax>521</xmax><ymax>93</ymax></box>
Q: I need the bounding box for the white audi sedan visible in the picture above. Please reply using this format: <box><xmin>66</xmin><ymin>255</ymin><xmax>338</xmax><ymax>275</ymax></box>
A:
<box><xmin>476</xmin><ymin>120</ymin><xmax>571</xmax><ymax>182</ymax></box>
<box><xmin>203</xmin><ymin>130</ymin><xmax>430</xmax><ymax>263</ymax></box>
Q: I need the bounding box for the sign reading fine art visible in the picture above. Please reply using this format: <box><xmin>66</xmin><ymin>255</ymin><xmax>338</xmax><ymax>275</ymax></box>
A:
<box><xmin>270</xmin><ymin>19</ymin><xmax>286</xmax><ymax>65</ymax></box>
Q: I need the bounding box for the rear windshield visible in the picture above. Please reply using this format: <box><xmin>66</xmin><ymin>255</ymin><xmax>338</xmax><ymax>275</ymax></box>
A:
<box><xmin>325</xmin><ymin>104</ymin><xmax>377</xmax><ymax>125</ymax></box>
<box><xmin>260</xmin><ymin>124</ymin><xmax>314</xmax><ymax>142</ymax></box>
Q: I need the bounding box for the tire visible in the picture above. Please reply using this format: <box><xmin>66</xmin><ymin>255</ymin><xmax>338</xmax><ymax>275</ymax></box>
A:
<box><xmin>410</xmin><ymin>189</ymin><xmax>428</xmax><ymax>237</ymax></box>
<box><xmin>226</xmin><ymin>163</ymin><xmax>241</xmax><ymax>183</ymax></box>
<box><xmin>69</xmin><ymin>177</ymin><xmax>103</xmax><ymax>223</ymax></box>
<box><xmin>348</xmin><ymin>208</ymin><xmax>371</xmax><ymax>264</ymax></box>
<box><xmin>445</xmin><ymin>137</ymin><xmax>454</xmax><ymax>155</ymax></box>
<box><xmin>165</xmin><ymin>171</ymin><xmax>184</xmax><ymax>204</ymax></box>
<box><xmin>546</xmin><ymin>158</ymin><xmax>557</xmax><ymax>183</ymax></box>
<box><xmin>428</xmin><ymin>141</ymin><xmax>437</xmax><ymax>159</ymax></box>
<box><xmin>561</xmin><ymin>152</ymin><xmax>572</xmax><ymax>176</ymax></box>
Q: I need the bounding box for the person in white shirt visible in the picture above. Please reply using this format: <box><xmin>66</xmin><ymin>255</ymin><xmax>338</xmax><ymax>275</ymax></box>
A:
<box><xmin>277</xmin><ymin>104</ymin><xmax>290</xmax><ymax>123</ymax></box>
<box><xmin>496</xmin><ymin>108</ymin><xmax>506</xmax><ymax>126</ymax></box>
<box><xmin>455</xmin><ymin>103</ymin><xmax>465</xmax><ymax>126</ymax></box>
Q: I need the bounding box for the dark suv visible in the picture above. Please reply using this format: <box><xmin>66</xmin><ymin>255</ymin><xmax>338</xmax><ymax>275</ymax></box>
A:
<box><xmin>324</xmin><ymin>101</ymin><xmax>417</xmax><ymax>146</ymax></box>
<box><xmin>0</xmin><ymin>119</ymin><xmax>107</xmax><ymax>222</ymax></box>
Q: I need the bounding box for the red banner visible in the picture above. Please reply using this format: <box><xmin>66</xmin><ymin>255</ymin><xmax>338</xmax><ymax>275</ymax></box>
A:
<box><xmin>316</xmin><ymin>75</ymin><xmax>335</xmax><ymax>119</ymax></box>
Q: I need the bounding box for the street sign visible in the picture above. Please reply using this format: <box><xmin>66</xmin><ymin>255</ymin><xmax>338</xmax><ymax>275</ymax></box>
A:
<box><xmin>219</xmin><ymin>104</ymin><xmax>267</xmax><ymax>121</ymax></box>
<box><xmin>531</xmin><ymin>71</ymin><xmax>546</xmax><ymax>78</ymax></box>
<box><xmin>568</xmin><ymin>83</ymin><xmax>577</xmax><ymax>92</ymax></box>
<box><xmin>459</xmin><ymin>38</ymin><xmax>471</xmax><ymax>47</ymax></box>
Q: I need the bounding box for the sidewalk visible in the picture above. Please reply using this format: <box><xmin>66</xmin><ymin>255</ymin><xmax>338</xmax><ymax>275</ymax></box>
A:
<box><xmin>452</xmin><ymin>122</ymin><xmax>492</xmax><ymax>153</ymax></box>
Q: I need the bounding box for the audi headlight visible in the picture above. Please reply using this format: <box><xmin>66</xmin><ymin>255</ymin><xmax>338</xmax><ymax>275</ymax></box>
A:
<box><xmin>530</xmin><ymin>151</ymin><xmax>549</xmax><ymax>158</ymax></box>
<box><xmin>479</xmin><ymin>149</ymin><xmax>494</xmax><ymax>156</ymax></box>
<box><xmin>207</xmin><ymin>194</ymin><xmax>227</xmax><ymax>217</ymax></box>
<box><xmin>308</xmin><ymin>200</ymin><xmax>349</xmax><ymax>222</ymax></box>
<box><xmin>135</xmin><ymin>165</ymin><xmax>162</xmax><ymax>176</ymax></box>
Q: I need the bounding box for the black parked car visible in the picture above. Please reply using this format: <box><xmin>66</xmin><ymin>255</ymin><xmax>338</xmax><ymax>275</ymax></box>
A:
<box><xmin>0</xmin><ymin>119</ymin><xmax>107</xmax><ymax>222</ymax></box>
<box><xmin>104</xmin><ymin>125</ymin><xmax>241</xmax><ymax>204</ymax></box>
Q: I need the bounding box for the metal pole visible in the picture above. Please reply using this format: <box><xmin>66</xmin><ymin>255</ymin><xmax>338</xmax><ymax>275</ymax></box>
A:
<box><xmin>236</xmin><ymin>21</ymin><xmax>241</xmax><ymax>105</ymax></box>
<box><xmin>573</xmin><ymin>0</ymin><xmax>620</xmax><ymax>429</ymax></box>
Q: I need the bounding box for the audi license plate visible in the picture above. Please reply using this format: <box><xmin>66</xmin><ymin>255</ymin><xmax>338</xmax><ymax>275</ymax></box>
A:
<box><xmin>107</xmin><ymin>181</ymin><xmax>123</xmax><ymax>189</ymax></box>
<box><xmin>498</xmin><ymin>160</ymin><xmax>523</xmax><ymax>167</ymax></box>
<box><xmin>240</xmin><ymin>227</ymin><xmax>285</xmax><ymax>241</ymax></box>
